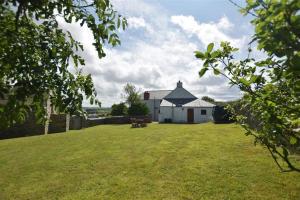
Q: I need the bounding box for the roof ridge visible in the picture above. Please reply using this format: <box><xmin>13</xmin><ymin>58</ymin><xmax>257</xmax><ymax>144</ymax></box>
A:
<box><xmin>146</xmin><ymin>89</ymin><xmax>172</xmax><ymax>92</ymax></box>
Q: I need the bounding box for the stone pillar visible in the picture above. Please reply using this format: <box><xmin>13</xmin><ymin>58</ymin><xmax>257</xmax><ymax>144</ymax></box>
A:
<box><xmin>66</xmin><ymin>114</ymin><xmax>70</xmax><ymax>132</ymax></box>
<box><xmin>44</xmin><ymin>97</ymin><xmax>51</xmax><ymax>135</ymax></box>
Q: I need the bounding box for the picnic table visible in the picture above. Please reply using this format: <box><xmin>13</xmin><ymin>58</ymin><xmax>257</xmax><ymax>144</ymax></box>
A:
<box><xmin>131</xmin><ymin>118</ymin><xmax>147</xmax><ymax>128</ymax></box>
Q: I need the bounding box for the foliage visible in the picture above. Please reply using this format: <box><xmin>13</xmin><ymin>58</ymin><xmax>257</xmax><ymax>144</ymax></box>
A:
<box><xmin>201</xmin><ymin>96</ymin><xmax>216</xmax><ymax>104</ymax></box>
<box><xmin>0</xmin><ymin>0</ymin><xmax>127</xmax><ymax>128</ymax></box>
<box><xmin>128</xmin><ymin>102</ymin><xmax>149</xmax><ymax>116</ymax></box>
<box><xmin>122</xmin><ymin>83</ymin><xmax>142</xmax><ymax>106</ymax></box>
<box><xmin>111</xmin><ymin>102</ymin><xmax>128</xmax><ymax>116</ymax></box>
<box><xmin>0</xmin><ymin>123</ymin><xmax>299</xmax><ymax>199</ymax></box>
<box><xmin>195</xmin><ymin>0</ymin><xmax>300</xmax><ymax>172</ymax></box>
<box><xmin>212</xmin><ymin>106</ymin><xmax>234</xmax><ymax>124</ymax></box>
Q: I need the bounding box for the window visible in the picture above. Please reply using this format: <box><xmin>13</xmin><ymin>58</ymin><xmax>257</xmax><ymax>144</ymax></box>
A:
<box><xmin>201</xmin><ymin>109</ymin><xmax>207</xmax><ymax>115</ymax></box>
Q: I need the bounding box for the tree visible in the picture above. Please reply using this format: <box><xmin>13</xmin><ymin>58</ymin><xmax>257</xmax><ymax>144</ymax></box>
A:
<box><xmin>201</xmin><ymin>96</ymin><xmax>216</xmax><ymax>104</ymax></box>
<box><xmin>111</xmin><ymin>103</ymin><xmax>128</xmax><ymax>116</ymax></box>
<box><xmin>195</xmin><ymin>0</ymin><xmax>300</xmax><ymax>172</ymax></box>
<box><xmin>128</xmin><ymin>102</ymin><xmax>149</xmax><ymax>116</ymax></box>
<box><xmin>122</xmin><ymin>83</ymin><xmax>141</xmax><ymax>106</ymax></box>
<box><xmin>212</xmin><ymin>106</ymin><xmax>234</xmax><ymax>124</ymax></box>
<box><xmin>0</xmin><ymin>1</ymin><xmax>127</xmax><ymax>128</ymax></box>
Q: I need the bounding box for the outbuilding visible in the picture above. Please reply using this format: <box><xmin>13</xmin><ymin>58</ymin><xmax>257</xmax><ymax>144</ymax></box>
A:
<box><xmin>143</xmin><ymin>81</ymin><xmax>215</xmax><ymax>123</ymax></box>
<box><xmin>159</xmin><ymin>98</ymin><xmax>215</xmax><ymax>123</ymax></box>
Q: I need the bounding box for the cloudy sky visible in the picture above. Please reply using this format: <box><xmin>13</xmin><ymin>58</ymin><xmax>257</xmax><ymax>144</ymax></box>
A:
<box><xmin>62</xmin><ymin>0</ymin><xmax>257</xmax><ymax>107</ymax></box>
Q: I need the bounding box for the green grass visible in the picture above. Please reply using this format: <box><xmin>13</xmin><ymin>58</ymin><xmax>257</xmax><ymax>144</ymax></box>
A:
<box><xmin>0</xmin><ymin>123</ymin><xmax>299</xmax><ymax>200</ymax></box>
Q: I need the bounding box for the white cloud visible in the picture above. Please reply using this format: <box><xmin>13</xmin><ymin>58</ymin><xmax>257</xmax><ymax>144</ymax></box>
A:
<box><xmin>57</xmin><ymin>0</ymin><xmax>248</xmax><ymax>107</ymax></box>
<box><xmin>171</xmin><ymin>15</ymin><xmax>246</xmax><ymax>48</ymax></box>
<box><xmin>217</xmin><ymin>16</ymin><xmax>234</xmax><ymax>30</ymax></box>
<box><xmin>127</xmin><ymin>17</ymin><xmax>146</xmax><ymax>29</ymax></box>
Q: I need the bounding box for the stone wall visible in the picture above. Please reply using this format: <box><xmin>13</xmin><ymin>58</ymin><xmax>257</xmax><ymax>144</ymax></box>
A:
<box><xmin>0</xmin><ymin>113</ymin><xmax>69</xmax><ymax>140</ymax></box>
<box><xmin>0</xmin><ymin>113</ymin><xmax>44</xmax><ymax>139</ymax></box>
<box><xmin>48</xmin><ymin>114</ymin><xmax>69</xmax><ymax>133</ymax></box>
<box><xmin>70</xmin><ymin>116</ymin><xmax>86</xmax><ymax>130</ymax></box>
<box><xmin>0</xmin><ymin>114</ymin><xmax>151</xmax><ymax>140</ymax></box>
<box><xmin>69</xmin><ymin>115</ymin><xmax>152</xmax><ymax>129</ymax></box>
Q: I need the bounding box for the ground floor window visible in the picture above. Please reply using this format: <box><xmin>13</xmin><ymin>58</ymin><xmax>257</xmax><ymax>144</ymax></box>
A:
<box><xmin>201</xmin><ymin>109</ymin><xmax>207</xmax><ymax>115</ymax></box>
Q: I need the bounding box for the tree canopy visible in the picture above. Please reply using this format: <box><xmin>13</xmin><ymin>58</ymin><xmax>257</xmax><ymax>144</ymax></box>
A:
<box><xmin>0</xmin><ymin>0</ymin><xmax>127</xmax><ymax>128</ymax></box>
<box><xmin>201</xmin><ymin>96</ymin><xmax>216</xmax><ymax>104</ymax></box>
<box><xmin>195</xmin><ymin>0</ymin><xmax>300</xmax><ymax>172</ymax></box>
<box><xmin>122</xmin><ymin>83</ymin><xmax>142</xmax><ymax>106</ymax></box>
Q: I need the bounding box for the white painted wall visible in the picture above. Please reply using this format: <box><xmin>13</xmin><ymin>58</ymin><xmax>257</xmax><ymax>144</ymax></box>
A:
<box><xmin>158</xmin><ymin>106</ymin><xmax>172</xmax><ymax>122</ymax></box>
<box><xmin>159</xmin><ymin>106</ymin><xmax>214</xmax><ymax>123</ymax></box>
<box><xmin>193</xmin><ymin>107</ymin><xmax>214</xmax><ymax>123</ymax></box>
<box><xmin>143</xmin><ymin>99</ymin><xmax>161</xmax><ymax>121</ymax></box>
<box><xmin>173</xmin><ymin>107</ymin><xmax>187</xmax><ymax>123</ymax></box>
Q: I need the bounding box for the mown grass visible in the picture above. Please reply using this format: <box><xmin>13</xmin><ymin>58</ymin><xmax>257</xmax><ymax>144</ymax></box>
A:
<box><xmin>0</xmin><ymin>123</ymin><xmax>299</xmax><ymax>200</ymax></box>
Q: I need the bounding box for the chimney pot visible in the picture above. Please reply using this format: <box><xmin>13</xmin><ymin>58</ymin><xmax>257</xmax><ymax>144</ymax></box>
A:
<box><xmin>144</xmin><ymin>91</ymin><xmax>150</xmax><ymax>100</ymax></box>
<box><xmin>177</xmin><ymin>81</ymin><xmax>183</xmax><ymax>88</ymax></box>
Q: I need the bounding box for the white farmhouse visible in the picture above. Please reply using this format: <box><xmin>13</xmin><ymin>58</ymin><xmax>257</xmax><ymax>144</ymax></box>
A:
<box><xmin>143</xmin><ymin>81</ymin><xmax>215</xmax><ymax>123</ymax></box>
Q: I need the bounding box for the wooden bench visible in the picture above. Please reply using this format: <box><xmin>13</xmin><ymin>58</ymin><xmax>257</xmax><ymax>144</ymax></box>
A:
<box><xmin>131</xmin><ymin>118</ymin><xmax>147</xmax><ymax>128</ymax></box>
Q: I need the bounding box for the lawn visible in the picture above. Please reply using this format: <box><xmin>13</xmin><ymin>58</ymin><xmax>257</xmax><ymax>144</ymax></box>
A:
<box><xmin>0</xmin><ymin>123</ymin><xmax>299</xmax><ymax>200</ymax></box>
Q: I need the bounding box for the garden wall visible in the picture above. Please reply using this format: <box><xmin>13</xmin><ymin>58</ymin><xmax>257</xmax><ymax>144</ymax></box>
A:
<box><xmin>1</xmin><ymin>115</ymin><xmax>152</xmax><ymax>140</ymax></box>
<box><xmin>0</xmin><ymin>113</ymin><xmax>44</xmax><ymax>139</ymax></box>
<box><xmin>69</xmin><ymin>115</ymin><xmax>152</xmax><ymax>129</ymax></box>
<box><xmin>48</xmin><ymin>114</ymin><xmax>69</xmax><ymax>133</ymax></box>
<box><xmin>0</xmin><ymin>113</ymin><xmax>69</xmax><ymax>140</ymax></box>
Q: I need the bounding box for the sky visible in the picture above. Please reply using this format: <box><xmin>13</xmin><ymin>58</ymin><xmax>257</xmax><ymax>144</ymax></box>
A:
<box><xmin>60</xmin><ymin>0</ymin><xmax>258</xmax><ymax>107</ymax></box>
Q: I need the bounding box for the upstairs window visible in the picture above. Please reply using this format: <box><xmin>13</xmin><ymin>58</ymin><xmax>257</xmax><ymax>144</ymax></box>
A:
<box><xmin>201</xmin><ymin>109</ymin><xmax>207</xmax><ymax>115</ymax></box>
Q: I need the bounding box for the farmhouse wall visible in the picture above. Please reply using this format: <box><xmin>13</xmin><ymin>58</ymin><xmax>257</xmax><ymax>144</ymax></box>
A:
<box><xmin>159</xmin><ymin>107</ymin><xmax>214</xmax><ymax>123</ymax></box>
<box><xmin>193</xmin><ymin>107</ymin><xmax>214</xmax><ymax>123</ymax></box>
<box><xmin>143</xmin><ymin>99</ymin><xmax>161</xmax><ymax>121</ymax></box>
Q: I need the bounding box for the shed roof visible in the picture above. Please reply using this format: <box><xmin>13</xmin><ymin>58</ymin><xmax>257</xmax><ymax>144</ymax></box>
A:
<box><xmin>183</xmin><ymin>99</ymin><xmax>215</xmax><ymax>107</ymax></box>
<box><xmin>160</xmin><ymin>98</ymin><xmax>215</xmax><ymax>108</ymax></box>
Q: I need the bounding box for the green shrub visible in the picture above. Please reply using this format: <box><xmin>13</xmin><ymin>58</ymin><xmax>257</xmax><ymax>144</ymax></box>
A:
<box><xmin>111</xmin><ymin>103</ymin><xmax>128</xmax><ymax>116</ymax></box>
<box><xmin>212</xmin><ymin>106</ymin><xmax>234</xmax><ymax>123</ymax></box>
<box><xmin>128</xmin><ymin>102</ymin><xmax>149</xmax><ymax>116</ymax></box>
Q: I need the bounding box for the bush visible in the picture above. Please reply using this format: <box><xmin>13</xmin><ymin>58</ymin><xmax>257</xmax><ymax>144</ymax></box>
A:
<box><xmin>212</xmin><ymin>106</ymin><xmax>234</xmax><ymax>123</ymax></box>
<box><xmin>128</xmin><ymin>102</ymin><xmax>149</xmax><ymax>116</ymax></box>
<box><xmin>111</xmin><ymin>103</ymin><xmax>128</xmax><ymax>116</ymax></box>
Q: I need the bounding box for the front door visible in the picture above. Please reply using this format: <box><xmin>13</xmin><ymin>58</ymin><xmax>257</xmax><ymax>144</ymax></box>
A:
<box><xmin>187</xmin><ymin>108</ymin><xmax>194</xmax><ymax>123</ymax></box>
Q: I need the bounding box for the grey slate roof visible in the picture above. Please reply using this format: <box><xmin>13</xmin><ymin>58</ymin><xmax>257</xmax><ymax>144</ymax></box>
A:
<box><xmin>183</xmin><ymin>99</ymin><xmax>215</xmax><ymax>107</ymax></box>
<box><xmin>164</xmin><ymin>87</ymin><xmax>197</xmax><ymax>99</ymax></box>
<box><xmin>164</xmin><ymin>98</ymin><xmax>196</xmax><ymax>106</ymax></box>
<box><xmin>146</xmin><ymin>81</ymin><xmax>214</xmax><ymax>108</ymax></box>
<box><xmin>146</xmin><ymin>90</ymin><xmax>172</xmax><ymax>99</ymax></box>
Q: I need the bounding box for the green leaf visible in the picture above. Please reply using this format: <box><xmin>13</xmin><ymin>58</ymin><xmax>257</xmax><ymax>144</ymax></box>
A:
<box><xmin>290</xmin><ymin>136</ymin><xmax>297</xmax><ymax>145</ymax></box>
<box><xmin>239</xmin><ymin>78</ymin><xmax>250</xmax><ymax>86</ymax></box>
<box><xmin>213</xmin><ymin>68</ymin><xmax>221</xmax><ymax>75</ymax></box>
<box><xmin>207</xmin><ymin>43</ymin><xmax>214</xmax><ymax>53</ymax></box>
<box><xmin>199</xmin><ymin>67</ymin><xmax>208</xmax><ymax>77</ymax></box>
<box><xmin>249</xmin><ymin>75</ymin><xmax>258</xmax><ymax>83</ymax></box>
<box><xmin>211</xmin><ymin>51</ymin><xmax>219</xmax><ymax>58</ymax></box>
<box><xmin>194</xmin><ymin>51</ymin><xmax>205</xmax><ymax>59</ymax></box>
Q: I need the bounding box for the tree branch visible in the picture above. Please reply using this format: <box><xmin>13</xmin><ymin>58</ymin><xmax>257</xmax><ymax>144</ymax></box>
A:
<box><xmin>228</xmin><ymin>0</ymin><xmax>258</xmax><ymax>17</ymax></box>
